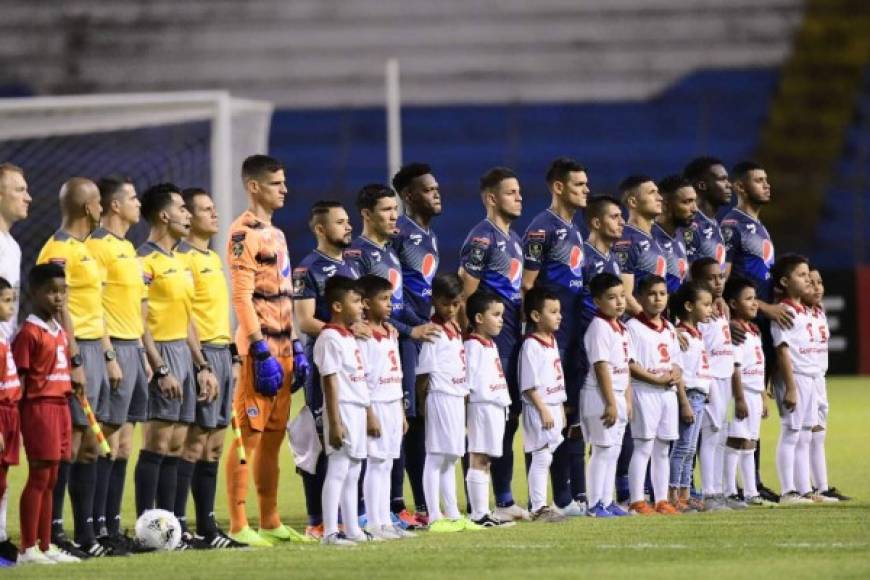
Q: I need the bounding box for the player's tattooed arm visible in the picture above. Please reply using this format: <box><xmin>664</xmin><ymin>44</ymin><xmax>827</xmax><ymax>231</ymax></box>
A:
<box><xmin>593</xmin><ymin>361</ymin><xmax>618</xmax><ymax>427</ymax></box>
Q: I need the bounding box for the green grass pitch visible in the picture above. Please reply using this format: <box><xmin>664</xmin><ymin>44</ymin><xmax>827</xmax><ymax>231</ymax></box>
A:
<box><xmin>4</xmin><ymin>377</ymin><xmax>869</xmax><ymax>579</ymax></box>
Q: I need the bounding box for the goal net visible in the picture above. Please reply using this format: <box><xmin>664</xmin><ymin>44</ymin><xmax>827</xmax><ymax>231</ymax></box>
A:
<box><xmin>0</xmin><ymin>91</ymin><xmax>273</xmax><ymax>271</ymax></box>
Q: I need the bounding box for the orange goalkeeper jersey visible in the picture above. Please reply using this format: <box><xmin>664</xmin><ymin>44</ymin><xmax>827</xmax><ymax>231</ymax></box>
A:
<box><xmin>227</xmin><ymin>210</ymin><xmax>295</xmax><ymax>357</ymax></box>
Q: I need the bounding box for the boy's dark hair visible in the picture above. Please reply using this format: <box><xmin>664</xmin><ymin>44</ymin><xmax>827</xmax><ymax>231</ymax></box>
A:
<box><xmin>392</xmin><ymin>163</ymin><xmax>431</xmax><ymax>193</ymax></box>
<box><xmin>723</xmin><ymin>275</ymin><xmax>757</xmax><ymax>303</ymax></box>
<box><xmin>584</xmin><ymin>195</ymin><xmax>623</xmax><ymax>226</ymax></box>
<box><xmin>0</xmin><ymin>276</ymin><xmax>10</xmax><ymax>292</ymax></box>
<box><xmin>324</xmin><ymin>275</ymin><xmax>360</xmax><ymax>308</ymax></box>
<box><xmin>242</xmin><ymin>154</ymin><xmax>284</xmax><ymax>182</ymax></box>
<box><xmin>466</xmin><ymin>291</ymin><xmax>502</xmax><ymax>330</ymax></box>
<box><xmin>545</xmin><ymin>157</ymin><xmax>585</xmax><ymax>185</ymax></box>
<box><xmin>140</xmin><ymin>182</ymin><xmax>180</xmax><ymax>223</ymax></box>
<box><xmin>669</xmin><ymin>280</ymin><xmax>712</xmax><ymax>320</ymax></box>
<box><xmin>97</xmin><ymin>175</ymin><xmax>134</xmax><ymax>213</ymax></box>
<box><xmin>479</xmin><ymin>166</ymin><xmax>517</xmax><ymax>193</ymax></box>
<box><xmin>636</xmin><ymin>274</ymin><xmax>667</xmax><ymax>296</ymax></box>
<box><xmin>770</xmin><ymin>254</ymin><xmax>809</xmax><ymax>296</ymax></box>
<box><xmin>523</xmin><ymin>286</ymin><xmax>559</xmax><ymax>321</ymax></box>
<box><xmin>181</xmin><ymin>187</ymin><xmax>210</xmax><ymax>212</ymax></box>
<box><xmin>589</xmin><ymin>272</ymin><xmax>623</xmax><ymax>299</ymax></box>
<box><xmin>309</xmin><ymin>200</ymin><xmax>344</xmax><ymax>231</ymax></box>
<box><xmin>356</xmin><ymin>274</ymin><xmax>394</xmax><ymax>300</ymax></box>
<box><xmin>356</xmin><ymin>184</ymin><xmax>395</xmax><ymax>212</ymax></box>
<box><xmin>29</xmin><ymin>263</ymin><xmax>66</xmax><ymax>291</ymax></box>
<box><xmin>689</xmin><ymin>257</ymin><xmax>720</xmax><ymax>281</ymax></box>
<box><xmin>432</xmin><ymin>272</ymin><xmax>464</xmax><ymax>301</ymax></box>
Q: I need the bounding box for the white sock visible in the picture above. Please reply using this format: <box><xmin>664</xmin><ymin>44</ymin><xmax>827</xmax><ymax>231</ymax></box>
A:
<box><xmin>724</xmin><ymin>446</ymin><xmax>740</xmax><ymax>497</ymax></box>
<box><xmin>423</xmin><ymin>453</ymin><xmax>443</xmax><ymax>521</ymax></box>
<box><xmin>0</xmin><ymin>489</ymin><xmax>7</xmax><ymax>542</ymax></box>
<box><xmin>586</xmin><ymin>445</ymin><xmax>609</xmax><ymax>507</ymax></box>
<box><xmin>699</xmin><ymin>426</ymin><xmax>718</xmax><ymax>496</ymax></box>
<box><xmin>322</xmin><ymin>452</ymin><xmax>351</xmax><ymax>536</ymax></box>
<box><xmin>629</xmin><ymin>439</ymin><xmax>653</xmax><ymax>504</ymax></box>
<box><xmin>713</xmin><ymin>428</ymin><xmax>727</xmax><ymax>495</ymax></box>
<box><xmin>794</xmin><ymin>429</ymin><xmax>812</xmax><ymax>495</ymax></box>
<box><xmin>439</xmin><ymin>454</ymin><xmax>461</xmax><ymax>519</ymax></box>
<box><xmin>810</xmin><ymin>429</ymin><xmax>828</xmax><ymax>492</ymax></box>
<box><xmin>341</xmin><ymin>459</ymin><xmax>363</xmax><ymax>537</ymax></box>
<box><xmin>776</xmin><ymin>427</ymin><xmax>799</xmax><ymax>493</ymax></box>
<box><xmin>528</xmin><ymin>450</ymin><xmax>553</xmax><ymax>512</ymax></box>
<box><xmin>466</xmin><ymin>468</ymin><xmax>491</xmax><ymax>520</ymax></box>
<box><xmin>380</xmin><ymin>459</ymin><xmax>394</xmax><ymax>528</ymax></box>
<box><xmin>651</xmin><ymin>439</ymin><xmax>670</xmax><ymax>504</ymax></box>
<box><xmin>363</xmin><ymin>459</ymin><xmax>386</xmax><ymax>529</ymax></box>
<box><xmin>602</xmin><ymin>444</ymin><xmax>622</xmax><ymax>506</ymax></box>
<box><xmin>740</xmin><ymin>449</ymin><xmax>758</xmax><ymax>498</ymax></box>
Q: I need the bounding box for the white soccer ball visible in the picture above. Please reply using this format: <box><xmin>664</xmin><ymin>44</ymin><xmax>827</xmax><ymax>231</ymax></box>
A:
<box><xmin>135</xmin><ymin>509</ymin><xmax>182</xmax><ymax>551</ymax></box>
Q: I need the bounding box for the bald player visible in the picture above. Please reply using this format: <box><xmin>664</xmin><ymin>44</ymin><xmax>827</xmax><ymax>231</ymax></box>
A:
<box><xmin>85</xmin><ymin>176</ymin><xmax>150</xmax><ymax>551</ymax></box>
<box><xmin>0</xmin><ymin>162</ymin><xmax>31</xmax><ymax>562</ymax></box>
<box><xmin>38</xmin><ymin>178</ymin><xmax>118</xmax><ymax>558</ymax></box>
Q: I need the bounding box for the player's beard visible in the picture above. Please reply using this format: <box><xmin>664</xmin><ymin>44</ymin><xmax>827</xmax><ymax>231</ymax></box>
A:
<box><xmin>332</xmin><ymin>235</ymin><xmax>351</xmax><ymax>249</ymax></box>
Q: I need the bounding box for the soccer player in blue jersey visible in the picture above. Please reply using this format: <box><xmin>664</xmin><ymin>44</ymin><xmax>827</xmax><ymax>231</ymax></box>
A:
<box><xmin>613</xmin><ymin>175</ymin><xmax>667</xmax><ymax>317</ymax></box>
<box><xmin>652</xmin><ymin>175</ymin><xmax>696</xmax><ymax>294</ymax></box>
<box><xmin>683</xmin><ymin>156</ymin><xmax>732</xmax><ymax>275</ymax></box>
<box><xmin>292</xmin><ymin>201</ymin><xmax>364</xmax><ymax>539</ymax></box>
<box><xmin>720</xmin><ymin>161</ymin><xmax>791</xmax><ymax>503</ymax></box>
<box><xmin>520</xmin><ymin>157</ymin><xmax>589</xmax><ymax>517</ymax></box>
<box><xmin>391</xmin><ymin>163</ymin><xmax>443</xmax><ymax>527</ymax></box>
<box><xmin>458</xmin><ymin>166</ymin><xmax>528</xmax><ymax>522</ymax></box>
<box><xmin>580</xmin><ymin>196</ymin><xmax>624</xmax><ymax>327</ymax></box>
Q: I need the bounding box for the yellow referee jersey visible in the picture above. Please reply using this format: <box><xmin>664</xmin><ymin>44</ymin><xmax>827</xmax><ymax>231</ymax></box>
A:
<box><xmin>137</xmin><ymin>241</ymin><xmax>193</xmax><ymax>342</ymax></box>
<box><xmin>175</xmin><ymin>240</ymin><xmax>231</xmax><ymax>345</ymax></box>
<box><xmin>86</xmin><ymin>227</ymin><xmax>145</xmax><ymax>340</ymax></box>
<box><xmin>37</xmin><ymin>229</ymin><xmax>104</xmax><ymax>340</ymax></box>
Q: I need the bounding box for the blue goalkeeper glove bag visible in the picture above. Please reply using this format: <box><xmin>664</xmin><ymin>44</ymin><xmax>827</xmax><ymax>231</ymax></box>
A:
<box><xmin>251</xmin><ymin>339</ymin><xmax>283</xmax><ymax>397</ymax></box>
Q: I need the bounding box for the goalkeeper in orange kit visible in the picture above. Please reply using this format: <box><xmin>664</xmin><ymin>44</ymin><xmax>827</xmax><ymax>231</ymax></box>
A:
<box><xmin>225</xmin><ymin>155</ymin><xmax>313</xmax><ymax>546</ymax></box>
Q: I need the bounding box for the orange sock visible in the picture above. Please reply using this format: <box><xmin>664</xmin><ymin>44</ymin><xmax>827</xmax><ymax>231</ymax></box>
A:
<box><xmin>226</xmin><ymin>426</ymin><xmax>260</xmax><ymax>533</ymax></box>
<box><xmin>254</xmin><ymin>430</ymin><xmax>284</xmax><ymax>530</ymax></box>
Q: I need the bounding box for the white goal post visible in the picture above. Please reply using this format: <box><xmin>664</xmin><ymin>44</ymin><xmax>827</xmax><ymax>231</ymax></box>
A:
<box><xmin>0</xmin><ymin>90</ymin><xmax>274</xmax><ymax>262</ymax></box>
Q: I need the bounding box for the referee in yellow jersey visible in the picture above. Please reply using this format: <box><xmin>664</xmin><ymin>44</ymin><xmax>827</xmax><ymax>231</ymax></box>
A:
<box><xmin>37</xmin><ymin>177</ymin><xmax>119</xmax><ymax>558</ymax></box>
<box><xmin>85</xmin><ymin>176</ymin><xmax>150</xmax><ymax>552</ymax></box>
<box><xmin>172</xmin><ymin>188</ymin><xmax>246</xmax><ymax>549</ymax></box>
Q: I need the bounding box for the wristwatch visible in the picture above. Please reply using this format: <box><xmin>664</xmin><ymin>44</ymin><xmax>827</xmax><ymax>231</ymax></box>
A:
<box><xmin>70</xmin><ymin>353</ymin><xmax>84</xmax><ymax>368</ymax></box>
<box><xmin>104</xmin><ymin>350</ymin><xmax>117</xmax><ymax>362</ymax></box>
<box><xmin>156</xmin><ymin>365</ymin><xmax>170</xmax><ymax>378</ymax></box>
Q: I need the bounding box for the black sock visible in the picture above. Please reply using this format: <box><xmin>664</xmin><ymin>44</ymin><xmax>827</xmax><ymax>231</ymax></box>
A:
<box><xmin>69</xmin><ymin>462</ymin><xmax>97</xmax><ymax>545</ymax></box>
<box><xmin>174</xmin><ymin>460</ymin><xmax>195</xmax><ymax>533</ymax></box>
<box><xmin>51</xmin><ymin>460</ymin><xmax>71</xmax><ymax>536</ymax></box>
<box><xmin>106</xmin><ymin>458</ymin><xmax>128</xmax><ymax>535</ymax></box>
<box><xmin>93</xmin><ymin>456</ymin><xmax>113</xmax><ymax>536</ymax></box>
<box><xmin>134</xmin><ymin>450</ymin><xmax>164</xmax><ymax>516</ymax></box>
<box><xmin>157</xmin><ymin>456</ymin><xmax>179</xmax><ymax>513</ymax></box>
<box><xmin>192</xmin><ymin>461</ymin><xmax>219</xmax><ymax>536</ymax></box>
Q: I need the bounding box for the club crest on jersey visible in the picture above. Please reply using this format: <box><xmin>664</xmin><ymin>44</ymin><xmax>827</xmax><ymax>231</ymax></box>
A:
<box><xmin>246</xmin><ymin>406</ymin><xmax>259</xmax><ymax>418</ymax></box>
<box><xmin>421</xmin><ymin>253</ymin><xmax>437</xmax><ymax>283</ymax></box>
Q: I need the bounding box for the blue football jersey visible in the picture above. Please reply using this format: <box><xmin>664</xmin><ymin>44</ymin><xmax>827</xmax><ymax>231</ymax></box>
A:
<box><xmin>685</xmin><ymin>210</ymin><xmax>727</xmax><ymax>269</ymax></box>
<box><xmin>460</xmin><ymin>218</ymin><xmax>523</xmax><ymax>358</ymax></box>
<box><xmin>651</xmin><ymin>223</ymin><xmax>688</xmax><ymax>294</ymax></box>
<box><xmin>345</xmin><ymin>235</ymin><xmax>406</xmax><ymax>324</ymax></box>
<box><xmin>612</xmin><ymin>223</ymin><xmax>667</xmax><ymax>293</ymax></box>
<box><xmin>522</xmin><ymin>209</ymin><xmax>584</xmax><ymax>345</ymax></box>
<box><xmin>292</xmin><ymin>249</ymin><xmax>359</xmax><ymax>422</ymax></box>
<box><xmin>579</xmin><ymin>241</ymin><xmax>622</xmax><ymax>324</ymax></box>
<box><xmin>393</xmin><ymin>215</ymin><xmax>439</xmax><ymax>326</ymax></box>
<box><xmin>720</xmin><ymin>208</ymin><xmax>775</xmax><ymax>301</ymax></box>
